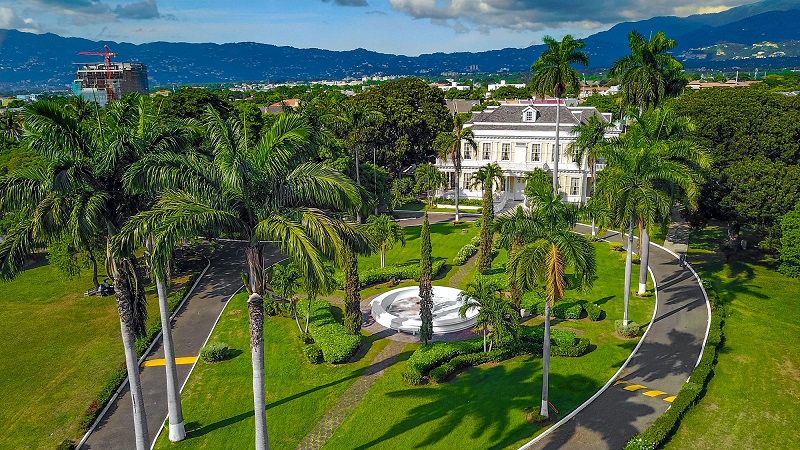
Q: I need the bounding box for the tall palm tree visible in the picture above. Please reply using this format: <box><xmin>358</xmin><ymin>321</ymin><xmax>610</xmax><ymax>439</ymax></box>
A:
<box><xmin>435</xmin><ymin>113</ymin><xmax>477</xmax><ymax>222</ymax></box>
<box><xmin>530</xmin><ymin>35</ymin><xmax>589</xmax><ymax>195</ymax></box>
<box><xmin>594</xmin><ymin>108</ymin><xmax>708</xmax><ymax>312</ymax></box>
<box><xmin>323</xmin><ymin>102</ymin><xmax>384</xmax><ymax>222</ymax></box>
<box><xmin>572</xmin><ymin>114</ymin><xmax>615</xmax><ymax>237</ymax></box>
<box><xmin>0</xmin><ymin>98</ymin><xmax>189</xmax><ymax>449</ymax></box>
<box><xmin>459</xmin><ymin>278</ymin><xmax>519</xmax><ymax>352</ymax></box>
<box><xmin>470</xmin><ymin>163</ymin><xmax>504</xmax><ymax>274</ymax></box>
<box><xmin>493</xmin><ymin>206</ymin><xmax>535</xmax><ymax>309</ymax></box>
<box><xmin>508</xmin><ymin>188</ymin><xmax>595</xmax><ymax>419</ymax></box>
<box><xmin>610</xmin><ymin>30</ymin><xmax>686</xmax><ymax>110</ymax></box>
<box><xmin>366</xmin><ymin>214</ymin><xmax>405</xmax><ymax>268</ymax></box>
<box><xmin>126</xmin><ymin>107</ymin><xmax>362</xmax><ymax>450</ymax></box>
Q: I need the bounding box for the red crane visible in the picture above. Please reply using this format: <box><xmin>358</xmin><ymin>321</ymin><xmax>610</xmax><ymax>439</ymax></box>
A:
<box><xmin>78</xmin><ymin>45</ymin><xmax>118</xmax><ymax>100</ymax></box>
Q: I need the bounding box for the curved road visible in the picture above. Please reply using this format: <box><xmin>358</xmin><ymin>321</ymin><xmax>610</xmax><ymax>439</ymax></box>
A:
<box><xmin>523</xmin><ymin>225</ymin><xmax>709</xmax><ymax>449</ymax></box>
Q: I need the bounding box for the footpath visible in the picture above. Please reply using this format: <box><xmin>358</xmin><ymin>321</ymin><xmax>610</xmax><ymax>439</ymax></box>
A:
<box><xmin>81</xmin><ymin>243</ymin><xmax>283</xmax><ymax>449</ymax></box>
<box><xmin>522</xmin><ymin>214</ymin><xmax>709</xmax><ymax>449</ymax></box>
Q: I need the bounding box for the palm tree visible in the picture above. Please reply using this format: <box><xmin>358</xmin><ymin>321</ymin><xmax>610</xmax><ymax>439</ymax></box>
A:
<box><xmin>610</xmin><ymin>30</ymin><xmax>686</xmax><ymax>110</ymax></box>
<box><xmin>458</xmin><ymin>278</ymin><xmax>519</xmax><ymax>352</ymax></box>
<box><xmin>572</xmin><ymin>114</ymin><xmax>615</xmax><ymax>237</ymax></box>
<box><xmin>323</xmin><ymin>102</ymin><xmax>384</xmax><ymax>222</ymax></box>
<box><xmin>435</xmin><ymin>113</ymin><xmax>477</xmax><ymax>222</ymax></box>
<box><xmin>594</xmin><ymin>108</ymin><xmax>708</xmax><ymax>312</ymax></box>
<box><xmin>507</xmin><ymin>188</ymin><xmax>595</xmax><ymax>419</ymax></box>
<box><xmin>493</xmin><ymin>206</ymin><xmax>535</xmax><ymax>309</ymax></box>
<box><xmin>366</xmin><ymin>214</ymin><xmax>405</xmax><ymax>268</ymax></box>
<box><xmin>127</xmin><ymin>107</ymin><xmax>362</xmax><ymax>450</ymax></box>
<box><xmin>530</xmin><ymin>35</ymin><xmax>589</xmax><ymax>195</ymax></box>
<box><xmin>0</xmin><ymin>98</ymin><xmax>189</xmax><ymax>449</ymax></box>
<box><xmin>419</xmin><ymin>212</ymin><xmax>433</xmax><ymax>344</ymax></box>
<box><xmin>270</xmin><ymin>262</ymin><xmax>304</xmax><ymax>331</ymax></box>
<box><xmin>470</xmin><ymin>163</ymin><xmax>504</xmax><ymax>274</ymax></box>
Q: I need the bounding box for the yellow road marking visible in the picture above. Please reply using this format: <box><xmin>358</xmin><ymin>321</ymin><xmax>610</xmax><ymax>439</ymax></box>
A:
<box><xmin>623</xmin><ymin>384</ymin><xmax>647</xmax><ymax>391</ymax></box>
<box><xmin>614</xmin><ymin>380</ymin><xmax>628</xmax><ymax>386</ymax></box>
<box><xmin>142</xmin><ymin>356</ymin><xmax>198</xmax><ymax>367</ymax></box>
<box><xmin>663</xmin><ymin>396</ymin><xmax>676</xmax><ymax>403</ymax></box>
<box><xmin>643</xmin><ymin>390</ymin><xmax>667</xmax><ymax>397</ymax></box>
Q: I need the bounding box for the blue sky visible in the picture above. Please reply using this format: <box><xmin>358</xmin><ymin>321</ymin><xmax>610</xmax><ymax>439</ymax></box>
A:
<box><xmin>1</xmin><ymin>0</ymin><xmax>754</xmax><ymax>56</ymax></box>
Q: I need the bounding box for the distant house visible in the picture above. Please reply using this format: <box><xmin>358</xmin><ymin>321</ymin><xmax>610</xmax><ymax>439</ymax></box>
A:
<box><xmin>487</xmin><ymin>80</ymin><xmax>526</xmax><ymax>91</ymax></box>
<box><xmin>445</xmin><ymin>99</ymin><xmax>481</xmax><ymax>114</ymax></box>
<box><xmin>436</xmin><ymin>102</ymin><xmax>621</xmax><ymax>205</ymax></box>
<box><xmin>686</xmin><ymin>80</ymin><xmax>759</xmax><ymax>90</ymax></box>
<box><xmin>262</xmin><ymin>98</ymin><xmax>301</xmax><ymax>114</ymax></box>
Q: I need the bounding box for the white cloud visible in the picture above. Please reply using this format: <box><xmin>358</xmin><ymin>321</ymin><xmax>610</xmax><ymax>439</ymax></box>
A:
<box><xmin>0</xmin><ymin>6</ymin><xmax>41</xmax><ymax>32</ymax></box>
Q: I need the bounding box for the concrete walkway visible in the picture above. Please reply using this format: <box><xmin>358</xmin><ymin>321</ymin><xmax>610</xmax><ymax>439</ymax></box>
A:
<box><xmin>81</xmin><ymin>242</ymin><xmax>283</xmax><ymax>449</ymax></box>
<box><xmin>522</xmin><ymin>220</ymin><xmax>708</xmax><ymax>449</ymax></box>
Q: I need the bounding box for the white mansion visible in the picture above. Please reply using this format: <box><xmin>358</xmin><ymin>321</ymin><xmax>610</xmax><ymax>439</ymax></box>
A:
<box><xmin>436</xmin><ymin>100</ymin><xmax>621</xmax><ymax>205</ymax></box>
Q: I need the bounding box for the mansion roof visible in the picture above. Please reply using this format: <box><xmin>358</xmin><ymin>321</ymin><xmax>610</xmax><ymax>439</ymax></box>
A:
<box><xmin>466</xmin><ymin>104</ymin><xmax>610</xmax><ymax>133</ymax></box>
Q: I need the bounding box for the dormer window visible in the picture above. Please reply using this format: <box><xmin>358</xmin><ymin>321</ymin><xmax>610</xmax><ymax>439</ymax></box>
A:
<box><xmin>522</xmin><ymin>107</ymin><xmax>539</xmax><ymax>122</ymax></box>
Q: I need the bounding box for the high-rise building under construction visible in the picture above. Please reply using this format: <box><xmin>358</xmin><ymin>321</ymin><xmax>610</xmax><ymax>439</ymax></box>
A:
<box><xmin>72</xmin><ymin>50</ymin><xmax>148</xmax><ymax>106</ymax></box>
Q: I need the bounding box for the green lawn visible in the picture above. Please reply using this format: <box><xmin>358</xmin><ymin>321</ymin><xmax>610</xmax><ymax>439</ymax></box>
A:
<box><xmin>153</xmin><ymin>293</ymin><xmax>390</xmax><ymax>449</ymax></box>
<box><xmin>0</xmin><ymin>257</ymin><xmax>200</xmax><ymax>449</ymax></box>
<box><xmin>665</xmin><ymin>226</ymin><xmax>800</xmax><ymax>449</ymax></box>
<box><xmin>155</xmin><ymin>237</ymin><xmax>654</xmax><ymax>449</ymax></box>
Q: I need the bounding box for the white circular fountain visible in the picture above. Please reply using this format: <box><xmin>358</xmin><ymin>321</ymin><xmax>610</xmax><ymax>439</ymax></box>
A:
<box><xmin>370</xmin><ymin>286</ymin><xmax>478</xmax><ymax>335</ymax></box>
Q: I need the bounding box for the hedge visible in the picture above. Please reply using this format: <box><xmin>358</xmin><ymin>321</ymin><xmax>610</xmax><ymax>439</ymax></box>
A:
<box><xmin>624</xmin><ymin>283</ymin><xmax>725</xmax><ymax>450</ymax></box>
<box><xmin>406</xmin><ymin>338</ymin><xmax>484</xmax><ymax>374</ymax></box>
<box><xmin>553</xmin><ymin>301</ymin><xmax>583</xmax><ymax>319</ymax></box>
<box><xmin>453</xmin><ymin>243</ymin><xmax>478</xmax><ymax>265</ymax></box>
<box><xmin>583</xmin><ymin>302</ymin><xmax>603</xmax><ymax>321</ymax></box>
<box><xmin>470</xmin><ymin>235</ymin><xmax>481</xmax><ymax>247</ymax></box>
<box><xmin>615</xmin><ymin>320</ymin><xmax>641</xmax><ymax>338</ymax></box>
<box><xmin>303</xmin><ymin>344</ymin><xmax>323</xmax><ymax>364</ymax></box>
<box><xmin>334</xmin><ymin>259</ymin><xmax>446</xmax><ymax>289</ymax></box>
<box><xmin>200</xmin><ymin>342</ymin><xmax>229</xmax><ymax>363</ymax></box>
<box><xmin>301</xmin><ymin>299</ymin><xmax>361</xmax><ymax>364</ymax></box>
<box><xmin>435</xmin><ymin>197</ymin><xmax>484</xmax><ymax>207</ymax></box>
<box><xmin>551</xmin><ymin>338</ymin><xmax>590</xmax><ymax>357</ymax></box>
<box><xmin>610</xmin><ymin>242</ymin><xmax>624</xmax><ymax>252</ymax></box>
<box><xmin>428</xmin><ymin>347</ymin><xmax>515</xmax><ymax>383</ymax></box>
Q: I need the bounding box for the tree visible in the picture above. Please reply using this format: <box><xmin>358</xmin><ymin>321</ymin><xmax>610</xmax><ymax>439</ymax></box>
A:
<box><xmin>419</xmin><ymin>212</ymin><xmax>433</xmax><ymax>344</ymax></box>
<box><xmin>366</xmin><ymin>214</ymin><xmax>405</xmax><ymax>268</ymax></box>
<box><xmin>507</xmin><ymin>188</ymin><xmax>595</xmax><ymax>419</ymax></box>
<box><xmin>436</xmin><ymin>113</ymin><xmax>477</xmax><ymax>222</ymax></box>
<box><xmin>160</xmin><ymin>87</ymin><xmax>230</xmax><ymax>120</ymax></box>
<box><xmin>530</xmin><ymin>35</ymin><xmax>589</xmax><ymax>195</ymax></box>
<box><xmin>414</xmin><ymin>163</ymin><xmax>446</xmax><ymax>208</ymax></box>
<box><xmin>323</xmin><ymin>102</ymin><xmax>384</xmax><ymax>222</ymax></box>
<box><xmin>126</xmin><ymin>107</ymin><xmax>362</xmax><ymax>450</ymax></box>
<box><xmin>270</xmin><ymin>262</ymin><xmax>304</xmax><ymax>331</ymax></box>
<box><xmin>594</xmin><ymin>108</ymin><xmax>708</xmax><ymax>312</ymax></box>
<box><xmin>0</xmin><ymin>97</ymin><xmax>191</xmax><ymax>449</ymax></box>
<box><xmin>610</xmin><ymin>30</ymin><xmax>686</xmax><ymax>110</ymax></box>
<box><xmin>572</xmin><ymin>114</ymin><xmax>615</xmax><ymax>237</ymax></box>
<box><xmin>780</xmin><ymin>203</ymin><xmax>800</xmax><ymax>277</ymax></box>
<box><xmin>470</xmin><ymin>163</ymin><xmax>504</xmax><ymax>273</ymax></box>
<box><xmin>458</xmin><ymin>278</ymin><xmax>519</xmax><ymax>352</ymax></box>
<box><xmin>493</xmin><ymin>206</ymin><xmax>534</xmax><ymax>309</ymax></box>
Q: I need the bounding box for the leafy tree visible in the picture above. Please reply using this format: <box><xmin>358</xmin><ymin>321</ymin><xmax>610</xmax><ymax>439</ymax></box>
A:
<box><xmin>610</xmin><ymin>31</ymin><xmax>686</xmax><ymax>109</ymax></box>
<box><xmin>581</xmin><ymin>93</ymin><xmax>623</xmax><ymax>119</ymax></box>
<box><xmin>353</xmin><ymin>78</ymin><xmax>451</xmax><ymax>173</ymax></box>
<box><xmin>491</xmin><ymin>85</ymin><xmax>531</xmax><ymax>100</ymax></box>
<box><xmin>530</xmin><ymin>35</ymin><xmax>589</xmax><ymax>194</ymax></box>
<box><xmin>414</xmin><ymin>163</ymin><xmax>445</xmax><ymax>207</ymax></box>
<box><xmin>160</xmin><ymin>87</ymin><xmax>230</xmax><ymax>120</ymax></box>
<box><xmin>436</xmin><ymin>113</ymin><xmax>477</xmax><ymax>222</ymax></box>
<box><xmin>366</xmin><ymin>214</ymin><xmax>405</xmax><ymax>268</ymax></box>
<box><xmin>458</xmin><ymin>278</ymin><xmax>519</xmax><ymax>352</ymax></box>
<box><xmin>470</xmin><ymin>163</ymin><xmax>504</xmax><ymax>273</ymax></box>
<box><xmin>419</xmin><ymin>213</ymin><xmax>433</xmax><ymax>344</ymax></box>
<box><xmin>507</xmin><ymin>187</ymin><xmax>595</xmax><ymax>419</ymax></box>
<box><xmin>270</xmin><ymin>262</ymin><xmax>304</xmax><ymax>331</ymax></box>
<box><xmin>780</xmin><ymin>203</ymin><xmax>800</xmax><ymax>277</ymax></box>
<box><xmin>124</xmin><ymin>106</ymin><xmax>362</xmax><ymax>450</ymax></box>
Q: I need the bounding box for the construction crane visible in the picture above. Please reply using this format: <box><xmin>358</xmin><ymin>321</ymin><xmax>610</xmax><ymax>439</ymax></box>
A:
<box><xmin>78</xmin><ymin>45</ymin><xmax>118</xmax><ymax>100</ymax></box>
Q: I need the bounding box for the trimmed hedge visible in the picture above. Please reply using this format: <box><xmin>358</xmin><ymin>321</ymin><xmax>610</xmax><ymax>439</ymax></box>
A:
<box><xmin>303</xmin><ymin>344</ymin><xmax>323</xmax><ymax>364</ymax></box>
<box><xmin>624</xmin><ymin>283</ymin><xmax>725</xmax><ymax>450</ymax></box>
<box><xmin>584</xmin><ymin>302</ymin><xmax>603</xmax><ymax>321</ymax></box>
<box><xmin>435</xmin><ymin>197</ymin><xmax>484</xmax><ymax>207</ymax></box>
<box><xmin>428</xmin><ymin>347</ymin><xmax>515</xmax><ymax>383</ymax></box>
<box><xmin>553</xmin><ymin>301</ymin><xmax>583</xmax><ymax>319</ymax></box>
<box><xmin>610</xmin><ymin>242</ymin><xmax>624</xmax><ymax>252</ymax></box>
<box><xmin>301</xmin><ymin>299</ymin><xmax>361</xmax><ymax>364</ymax></box>
<box><xmin>615</xmin><ymin>320</ymin><xmax>641</xmax><ymax>338</ymax></box>
<box><xmin>334</xmin><ymin>260</ymin><xmax>446</xmax><ymax>289</ymax></box>
<box><xmin>406</xmin><ymin>338</ymin><xmax>484</xmax><ymax>374</ymax></box>
<box><xmin>551</xmin><ymin>338</ymin><xmax>590</xmax><ymax>357</ymax></box>
<box><xmin>453</xmin><ymin>243</ymin><xmax>478</xmax><ymax>265</ymax></box>
<box><xmin>200</xmin><ymin>342</ymin><xmax>229</xmax><ymax>363</ymax></box>
<box><xmin>470</xmin><ymin>235</ymin><xmax>481</xmax><ymax>247</ymax></box>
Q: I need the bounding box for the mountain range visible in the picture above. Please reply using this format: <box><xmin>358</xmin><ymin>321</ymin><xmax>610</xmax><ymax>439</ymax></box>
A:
<box><xmin>2</xmin><ymin>0</ymin><xmax>800</xmax><ymax>92</ymax></box>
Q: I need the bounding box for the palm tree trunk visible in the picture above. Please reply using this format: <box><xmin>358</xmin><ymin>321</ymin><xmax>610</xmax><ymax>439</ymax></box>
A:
<box><xmin>483</xmin><ymin>329</ymin><xmax>487</xmax><ymax>353</ymax></box>
<box><xmin>343</xmin><ymin>246</ymin><xmax>362</xmax><ymax>334</ymax></box>
<box><xmin>540</xmin><ymin>300</ymin><xmax>552</xmax><ymax>418</ymax></box>
<box><xmin>247</xmin><ymin>293</ymin><xmax>269</xmax><ymax>450</ymax></box>
<box><xmin>553</xmin><ymin>98</ymin><xmax>560</xmax><ymax>196</ymax></box>
<box><xmin>354</xmin><ymin>145</ymin><xmax>361</xmax><ymax>223</ymax></box>
<box><xmin>87</xmin><ymin>249</ymin><xmax>100</xmax><ymax>289</ymax></box>
<box><xmin>380</xmin><ymin>248</ymin><xmax>386</xmax><ymax>269</ymax></box>
<box><xmin>623</xmin><ymin>217</ymin><xmax>634</xmax><ymax>326</ymax></box>
<box><xmin>304</xmin><ymin>294</ymin><xmax>314</xmax><ymax>334</ymax></box>
<box><xmin>590</xmin><ymin>163</ymin><xmax>597</xmax><ymax>238</ymax></box>
<box><xmin>156</xmin><ymin>275</ymin><xmax>186</xmax><ymax>441</ymax></box>
<box><xmin>638</xmin><ymin>227</ymin><xmax>650</xmax><ymax>295</ymax></box>
<box><xmin>454</xmin><ymin>164</ymin><xmax>461</xmax><ymax>222</ymax></box>
<box><xmin>109</xmin><ymin>248</ymin><xmax>149</xmax><ymax>450</ymax></box>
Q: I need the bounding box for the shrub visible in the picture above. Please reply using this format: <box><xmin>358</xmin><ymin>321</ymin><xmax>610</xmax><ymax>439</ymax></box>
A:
<box><xmin>610</xmin><ymin>242</ymin><xmax>624</xmax><ymax>252</ymax></box>
<box><xmin>303</xmin><ymin>344</ymin><xmax>323</xmax><ymax>364</ymax></box>
<box><xmin>518</xmin><ymin>326</ymin><xmax>577</xmax><ymax>348</ymax></box>
<box><xmin>435</xmin><ymin>197</ymin><xmax>483</xmax><ymax>207</ymax></box>
<box><xmin>453</xmin><ymin>243</ymin><xmax>478</xmax><ymax>265</ymax></box>
<box><xmin>56</xmin><ymin>440</ymin><xmax>76</xmax><ymax>450</ymax></box>
<box><xmin>780</xmin><ymin>203</ymin><xmax>800</xmax><ymax>277</ymax></box>
<box><xmin>584</xmin><ymin>302</ymin><xmax>603</xmax><ymax>321</ymax></box>
<box><xmin>401</xmin><ymin>368</ymin><xmax>423</xmax><ymax>386</ymax></box>
<box><xmin>80</xmin><ymin>364</ymin><xmax>127</xmax><ymax>431</ymax></box>
<box><xmin>552</xmin><ymin>301</ymin><xmax>582</xmax><ymax>319</ymax></box>
<box><xmin>552</xmin><ymin>338</ymin><xmax>590</xmax><ymax>357</ymax></box>
<box><xmin>615</xmin><ymin>320</ymin><xmax>641</xmax><ymax>338</ymax></box>
<box><xmin>334</xmin><ymin>260</ymin><xmax>446</xmax><ymax>289</ymax></box>
<box><xmin>406</xmin><ymin>338</ymin><xmax>484</xmax><ymax>374</ymax></box>
<box><xmin>470</xmin><ymin>235</ymin><xmax>481</xmax><ymax>247</ymax></box>
<box><xmin>301</xmin><ymin>300</ymin><xmax>361</xmax><ymax>363</ymax></box>
<box><xmin>298</xmin><ymin>332</ymin><xmax>314</xmax><ymax>344</ymax></box>
<box><xmin>632</xmin><ymin>253</ymin><xmax>641</xmax><ymax>264</ymax></box>
<box><xmin>527</xmin><ymin>413</ymin><xmax>549</xmax><ymax>423</ymax></box>
<box><xmin>200</xmin><ymin>342</ymin><xmax>229</xmax><ymax>363</ymax></box>
<box><xmin>428</xmin><ymin>348</ymin><xmax>513</xmax><ymax>383</ymax></box>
